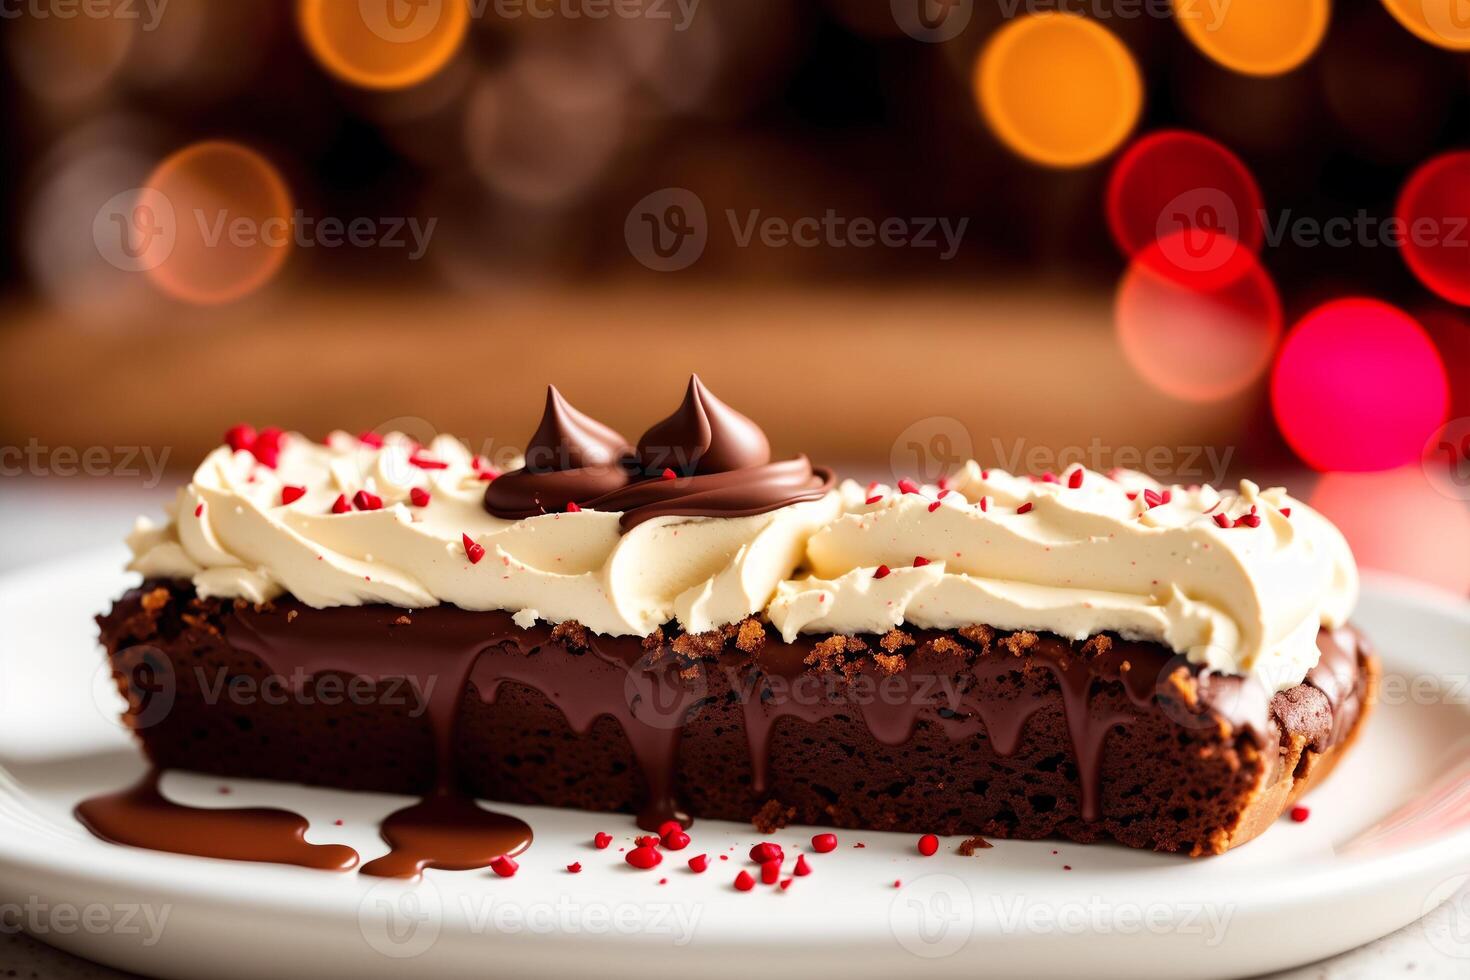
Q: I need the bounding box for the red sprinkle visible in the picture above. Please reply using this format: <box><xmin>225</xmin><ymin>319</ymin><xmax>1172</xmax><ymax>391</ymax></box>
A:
<box><xmin>734</xmin><ymin>870</ymin><xmax>756</xmax><ymax>892</ymax></box>
<box><xmin>1281</xmin><ymin>507</ymin><xmax>1292</xmax><ymax>518</ymax></box>
<box><xmin>626</xmin><ymin>846</ymin><xmax>662</xmax><ymax>870</ymax></box>
<box><xmin>656</xmin><ymin>820</ymin><xmax>683</xmax><ymax>837</ymax></box>
<box><xmin>489</xmin><ymin>855</ymin><xmax>518</xmax><ymax>878</ymax></box>
<box><xmin>1290</xmin><ymin>806</ymin><xmax>1310</xmax><ymax>823</ymax></box>
<box><xmin>779</xmin><ymin>878</ymin><xmax>793</xmax><ymax>890</ymax></box>
<box><xmin>634</xmin><ymin>835</ymin><xmax>661</xmax><ymax>848</ymax></box>
<box><xmin>194</xmin><ymin>503</ymin><xmax>204</xmax><ymax>518</ymax></box>
<box><xmin>865</xmin><ymin>495</ymin><xmax>884</xmax><ymax>505</ymax></box>
<box><xmin>280</xmin><ymin>486</ymin><xmax>306</xmax><ymax>506</ymax></box>
<box><xmin>409</xmin><ymin>487</ymin><xmax>431</xmax><ymax>507</ymax></box>
<box><xmin>661</xmin><ymin>468</ymin><xmax>677</xmax><ymax>480</ymax></box>
<box><xmin>1213</xmin><ymin>513</ymin><xmax>1233</xmax><ymax>528</ymax></box>
<box><xmin>408</xmin><ymin>454</ymin><xmax>448</xmax><ymax>470</ymax></box>
<box><xmin>331</xmin><ymin>494</ymin><xmax>351</xmax><ymax>514</ymax></box>
<box><xmin>594</xmin><ymin>832</ymin><xmax>613</xmax><ymax>849</ymax></box>
<box><xmin>760</xmin><ymin>860</ymin><xmax>780</xmax><ymax>885</ymax></box>
<box><xmin>917</xmin><ymin>834</ymin><xmax>939</xmax><ymax>856</ymax></box>
<box><xmin>793</xmin><ymin>854</ymin><xmax>812</xmax><ymax>876</ymax></box>
<box><xmin>1016</xmin><ymin>502</ymin><xmax>1034</xmax><ymax>515</ymax></box>
<box><xmin>1040</xmin><ymin>472</ymin><xmax>1057</xmax><ymax>484</ymax></box>
<box><xmin>892</xmin><ymin>879</ymin><xmax>902</xmax><ymax>888</ymax></box>
<box><xmin>873</xmin><ymin>564</ymin><xmax>891</xmax><ymax>580</ymax></box>
<box><xmin>688</xmin><ymin>854</ymin><xmax>709</xmax><ymax>873</ymax></box>
<box><xmin>566</xmin><ymin>502</ymin><xmax>582</xmax><ymax>513</ymax></box>
<box><xmin>353</xmin><ymin>490</ymin><xmax>383</xmax><ymax>511</ymax></box>
<box><xmin>1067</xmin><ymin>469</ymin><xmax>1084</xmax><ymax>489</ymax></box>
<box><xmin>1236</xmin><ymin>513</ymin><xmax>1262</xmax><ymax>528</ymax></box>
<box><xmin>462</xmin><ymin>533</ymin><xmax>485</xmax><ymax>564</ymax></box>
<box><xmin>1142</xmin><ymin>488</ymin><xmax>1164</xmax><ymax>509</ymax></box>
<box><xmin>978</xmin><ymin>496</ymin><xmax>989</xmax><ymax>512</ymax></box>
<box><xmin>358</xmin><ymin>432</ymin><xmax>384</xmax><ymax>448</ymax></box>
<box><xmin>913</xmin><ymin>556</ymin><xmax>931</xmax><ymax>567</ymax></box>
<box><xmin>251</xmin><ymin>428</ymin><xmax>284</xmax><ymax>469</ymax></box>
<box><xmin>897</xmin><ymin>478</ymin><xmax>921</xmax><ymax>495</ymax></box>
<box><xmin>566</xmin><ymin>862</ymin><xmax>582</xmax><ymax>873</ymax></box>
<box><xmin>224</xmin><ymin>425</ymin><xmax>256</xmax><ymax>453</ymax></box>
<box><xmin>927</xmin><ymin>500</ymin><xmax>942</xmax><ymax>513</ymax></box>
<box><xmin>811</xmin><ymin>833</ymin><xmax>838</xmax><ymax>853</ymax></box>
<box><xmin>749</xmin><ymin>842</ymin><xmax>784</xmax><ymax>865</ymax></box>
<box><xmin>662</xmin><ymin>830</ymin><xmax>691</xmax><ymax>851</ymax></box>
<box><xmin>1126</xmin><ymin>491</ymin><xmax>1139</xmax><ymax>501</ymax></box>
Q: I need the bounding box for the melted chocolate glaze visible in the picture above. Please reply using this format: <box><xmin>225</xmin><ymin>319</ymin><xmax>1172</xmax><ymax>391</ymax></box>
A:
<box><xmin>484</xmin><ymin>386</ymin><xmax>634</xmax><ymax>517</ymax></box>
<box><xmin>84</xmin><ymin>585</ymin><xmax>1367</xmax><ymax>873</ymax></box>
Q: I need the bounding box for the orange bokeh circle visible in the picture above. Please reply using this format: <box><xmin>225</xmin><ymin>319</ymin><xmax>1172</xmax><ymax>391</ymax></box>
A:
<box><xmin>143</xmin><ymin>141</ymin><xmax>293</xmax><ymax>306</ymax></box>
<box><xmin>299</xmin><ymin>0</ymin><xmax>469</xmax><ymax>90</ymax></box>
<box><xmin>1380</xmin><ymin>0</ymin><xmax>1470</xmax><ymax>51</ymax></box>
<box><xmin>974</xmin><ymin>13</ymin><xmax>1142</xmax><ymax>169</ymax></box>
<box><xmin>1173</xmin><ymin>0</ymin><xmax>1330</xmax><ymax>76</ymax></box>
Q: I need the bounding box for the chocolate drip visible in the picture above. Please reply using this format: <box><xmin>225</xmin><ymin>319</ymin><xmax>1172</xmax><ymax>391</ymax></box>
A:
<box><xmin>74</xmin><ymin>770</ymin><xmax>359</xmax><ymax>871</ymax></box>
<box><xmin>485</xmin><ymin>387</ymin><xmax>634</xmax><ymax>517</ymax></box>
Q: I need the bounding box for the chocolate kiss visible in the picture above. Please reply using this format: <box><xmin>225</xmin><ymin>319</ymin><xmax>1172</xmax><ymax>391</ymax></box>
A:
<box><xmin>521</xmin><ymin>386</ymin><xmax>631</xmax><ymax>473</ymax></box>
<box><xmin>635</xmin><ymin>375</ymin><xmax>771</xmax><ymax>476</ymax></box>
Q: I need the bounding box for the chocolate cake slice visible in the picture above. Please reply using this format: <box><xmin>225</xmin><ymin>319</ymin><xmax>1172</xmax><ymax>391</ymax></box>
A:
<box><xmin>94</xmin><ymin>377</ymin><xmax>1371</xmax><ymax>864</ymax></box>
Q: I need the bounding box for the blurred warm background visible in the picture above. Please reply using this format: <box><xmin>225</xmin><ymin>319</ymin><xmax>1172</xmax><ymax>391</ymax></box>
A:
<box><xmin>1</xmin><ymin>0</ymin><xmax>1469</xmax><ymax>592</ymax></box>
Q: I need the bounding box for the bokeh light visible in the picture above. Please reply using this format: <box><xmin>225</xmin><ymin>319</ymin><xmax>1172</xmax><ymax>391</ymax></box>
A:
<box><xmin>298</xmin><ymin>0</ymin><xmax>469</xmax><ymax>90</ymax></box>
<box><xmin>1272</xmin><ymin>299</ymin><xmax>1449</xmax><ymax>471</ymax></box>
<box><xmin>1396</xmin><ymin>151</ymin><xmax>1470</xmax><ymax>306</ymax></box>
<box><xmin>974</xmin><ymin>13</ymin><xmax>1142</xmax><ymax>168</ymax></box>
<box><xmin>1116</xmin><ymin>229</ymin><xmax>1282</xmax><ymax>402</ymax></box>
<box><xmin>143</xmin><ymin>141</ymin><xmax>294</xmax><ymax>306</ymax></box>
<box><xmin>5</xmin><ymin>1</ymin><xmax>134</xmax><ymax>105</ymax></box>
<box><xmin>1311</xmin><ymin>468</ymin><xmax>1470</xmax><ymax>595</ymax></box>
<box><xmin>1380</xmin><ymin>0</ymin><xmax>1470</xmax><ymax>51</ymax></box>
<box><xmin>1174</xmin><ymin>0</ymin><xmax>1330</xmax><ymax>77</ymax></box>
<box><xmin>1106</xmin><ymin>130</ymin><xmax>1264</xmax><ymax>264</ymax></box>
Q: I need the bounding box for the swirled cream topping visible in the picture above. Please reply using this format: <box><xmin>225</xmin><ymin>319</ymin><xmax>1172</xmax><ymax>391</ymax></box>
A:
<box><xmin>766</xmin><ymin>462</ymin><xmax>1357</xmax><ymax>691</ymax></box>
<box><xmin>127</xmin><ymin>430</ymin><xmax>840</xmax><ymax>637</ymax></box>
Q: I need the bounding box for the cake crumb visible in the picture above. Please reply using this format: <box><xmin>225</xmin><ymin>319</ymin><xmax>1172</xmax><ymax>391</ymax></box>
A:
<box><xmin>957</xmin><ymin>835</ymin><xmax>993</xmax><ymax>855</ymax></box>
<box><xmin>872</xmin><ymin>652</ymin><xmax>906</xmax><ymax>675</ymax></box>
<box><xmin>957</xmin><ymin>624</ymin><xmax>995</xmax><ymax>652</ymax></box>
<box><xmin>550</xmin><ymin>620</ymin><xmax>589</xmax><ymax>651</ymax></box>
<box><xmin>999</xmin><ymin>630</ymin><xmax>1039</xmax><ymax>656</ymax></box>
<box><xmin>286</xmin><ymin>610</ymin><xmax>298</xmax><ymax>623</ymax></box>
<box><xmin>735</xmin><ymin>618</ymin><xmax>767</xmax><ymax>654</ymax></box>
<box><xmin>392</xmin><ymin>615</ymin><xmax>412</xmax><ymax>626</ymax></box>
<box><xmin>879</xmin><ymin>628</ymin><xmax>914</xmax><ymax>653</ymax></box>
<box><xmin>140</xmin><ymin>587</ymin><xmax>169</xmax><ymax>614</ymax></box>
<box><xmin>752</xmin><ymin>799</ymin><xmax>796</xmax><ymax>833</ymax></box>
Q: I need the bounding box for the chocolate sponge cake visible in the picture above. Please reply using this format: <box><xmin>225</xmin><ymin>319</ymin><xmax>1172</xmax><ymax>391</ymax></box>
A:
<box><xmin>94</xmin><ymin>376</ymin><xmax>1371</xmax><ymax>867</ymax></box>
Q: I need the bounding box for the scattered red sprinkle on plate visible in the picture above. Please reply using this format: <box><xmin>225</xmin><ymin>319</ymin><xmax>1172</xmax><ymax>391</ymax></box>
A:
<box><xmin>217</xmin><ymin>786</ymin><xmax>230</xmax><ymax>795</ymax></box>
<box><xmin>353</xmin><ymin>490</ymin><xmax>382</xmax><ymax>511</ymax></box>
<box><xmin>331</xmin><ymin>494</ymin><xmax>351</xmax><ymax>514</ymax></box>
<box><xmin>333</xmin><ymin>819</ymin><xmax>343</xmax><ymax>826</ymax></box>
<box><xmin>811</xmin><ymin>833</ymin><xmax>837</xmax><ymax>853</ymax></box>
<box><xmin>1067</xmin><ymin>469</ymin><xmax>1084</xmax><ymax>489</ymax></box>
<box><xmin>490</xmin><ymin>855</ymin><xmax>518</xmax><ymax>878</ymax></box>
<box><xmin>661</xmin><ymin>468</ymin><xmax>677</xmax><ymax>480</ymax></box>
<box><xmin>656</xmin><ymin>820</ymin><xmax>682</xmax><ymax>837</ymax></box>
<box><xmin>793</xmin><ymin>854</ymin><xmax>812</xmax><ymax>876</ymax></box>
<box><xmin>626</xmin><ymin>845</ymin><xmax>662</xmax><ymax>869</ymax></box>
<box><xmin>1016</xmin><ymin>502</ymin><xmax>1034</xmax><ymax>515</ymax></box>
<box><xmin>719</xmin><ymin>854</ymin><xmax>728</xmax><ymax>861</ymax></box>
<box><xmin>662</xmin><ymin>830</ymin><xmax>691</xmax><ymax>851</ymax></box>
<box><xmin>749</xmin><ymin>842</ymin><xmax>783</xmax><ymax>865</ymax></box>
<box><xmin>194</xmin><ymin>503</ymin><xmax>204</xmax><ymax>518</ymax></box>
<box><xmin>1062</xmin><ymin>865</ymin><xmax>1072</xmax><ymax>871</ymax></box>
<box><xmin>280</xmin><ymin>486</ymin><xmax>306</xmax><ymax>506</ymax></box>
<box><xmin>734</xmin><ymin>870</ymin><xmax>756</xmax><ymax>892</ymax></box>
<box><xmin>873</xmin><ymin>564</ymin><xmax>891</xmax><ymax>579</ymax></box>
<box><xmin>593</xmin><ymin>832</ymin><xmax>612</xmax><ymax>849</ymax></box>
<box><xmin>634</xmin><ymin>835</ymin><xmax>661</xmax><ymax>848</ymax></box>
<box><xmin>409</xmin><ymin>487</ymin><xmax>431</xmax><ymax>507</ymax></box>
<box><xmin>688</xmin><ymin>854</ymin><xmax>709</xmax><ymax>873</ymax></box>
<box><xmin>566</xmin><ymin>862</ymin><xmax>582</xmax><ymax>874</ymax></box>
<box><xmin>779</xmin><ymin>878</ymin><xmax>793</xmax><ymax>890</ymax></box>
<box><xmin>1290</xmin><ymin>806</ymin><xmax>1310</xmax><ymax>823</ymax></box>
<box><xmin>892</xmin><ymin>879</ymin><xmax>901</xmax><ymax>888</ymax></box>
<box><xmin>566</xmin><ymin>502</ymin><xmax>581</xmax><ymax>513</ymax></box>
<box><xmin>760</xmin><ymin>860</ymin><xmax>780</xmax><ymax>885</ymax></box>
<box><xmin>917</xmin><ymin>834</ymin><xmax>939</xmax><ymax>856</ymax></box>
<box><xmin>462</xmin><ymin>534</ymin><xmax>485</xmax><ymax>564</ymax></box>
<box><xmin>853</xmin><ymin>842</ymin><xmax>866</xmax><ymax>849</ymax></box>
<box><xmin>913</xmin><ymin>556</ymin><xmax>930</xmax><ymax>567</ymax></box>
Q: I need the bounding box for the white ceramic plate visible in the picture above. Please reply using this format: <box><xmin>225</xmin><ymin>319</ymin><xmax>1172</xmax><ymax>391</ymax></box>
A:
<box><xmin>1</xmin><ymin>550</ymin><xmax>1468</xmax><ymax>980</ymax></box>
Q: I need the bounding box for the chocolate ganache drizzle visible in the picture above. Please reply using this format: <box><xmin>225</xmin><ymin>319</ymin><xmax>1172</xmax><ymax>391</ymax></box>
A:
<box><xmin>486</xmin><ymin>375</ymin><xmax>834</xmax><ymax>530</ymax></box>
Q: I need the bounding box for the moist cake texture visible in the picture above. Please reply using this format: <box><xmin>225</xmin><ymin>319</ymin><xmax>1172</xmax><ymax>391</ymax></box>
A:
<box><xmin>98</xmin><ymin>377</ymin><xmax>1371</xmax><ymax>857</ymax></box>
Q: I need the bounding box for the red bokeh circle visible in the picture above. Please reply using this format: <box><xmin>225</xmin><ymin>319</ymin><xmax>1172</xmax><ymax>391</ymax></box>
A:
<box><xmin>1107</xmin><ymin>130</ymin><xmax>1264</xmax><ymax>272</ymax></box>
<box><xmin>1397</xmin><ymin>151</ymin><xmax>1470</xmax><ymax>306</ymax></box>
<box><xmin>1116</xmin><ymin>228</ymin><xmax>1282</xmax><ymax>402</ymax></box>
<box><xmin>1271</xmin><ymin>298</ymin><xmax>1449</xmax><ymax>471</ymax></box>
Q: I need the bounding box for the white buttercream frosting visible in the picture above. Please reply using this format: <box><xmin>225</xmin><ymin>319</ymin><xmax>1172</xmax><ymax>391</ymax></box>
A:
<box><xmin>766</xmin><ymin>463</ymin><xmax>1357</xmax><ymax>691</ymax></box>
<box><xmin>127</xmin><ymin>431</ymin><xmax>840</xmax><ymax>637</ymax></box>
<box><xmin>127</xmin><ymin>437</ymin><xmax>1357</xmax><ymax>690</ymax></box>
